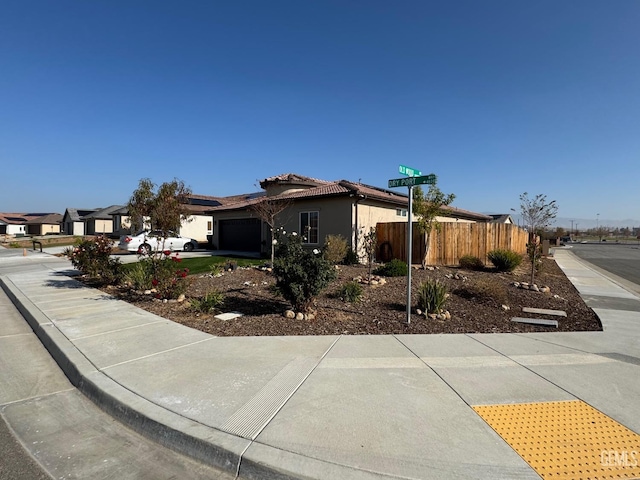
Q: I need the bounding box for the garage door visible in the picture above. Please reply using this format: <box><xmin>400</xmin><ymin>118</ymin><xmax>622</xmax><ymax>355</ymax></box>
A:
<box><xmin>219</xmin><ymin>218</ymin><xmax>262</xmax><ymax>252</ymax></box>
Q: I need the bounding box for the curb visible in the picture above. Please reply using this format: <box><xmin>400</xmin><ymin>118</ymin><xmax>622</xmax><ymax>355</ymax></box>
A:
<box><xmin>0</xmin><ymin>274</ymin><xmax>248</xmax><ymax>477</ymax></box>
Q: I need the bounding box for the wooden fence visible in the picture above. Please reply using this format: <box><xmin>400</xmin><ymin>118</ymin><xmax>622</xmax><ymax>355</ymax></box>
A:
<box><xmin>376</xmin><ymin>222</ymin><xmax>529</xmax><ymax>266</ymax></box>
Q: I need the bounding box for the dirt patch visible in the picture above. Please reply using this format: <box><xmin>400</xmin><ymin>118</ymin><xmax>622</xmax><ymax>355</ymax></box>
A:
<box><xmin>98</xmin><ymin>257</ymin><xmax>602</xmax><ymax>336</ymax></box>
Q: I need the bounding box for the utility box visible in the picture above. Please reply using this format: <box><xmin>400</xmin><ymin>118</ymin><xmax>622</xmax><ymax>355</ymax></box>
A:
<box><xmin>542</xmin><ymin>239</ymin><xmax>550</xmax><ymax>256</ymax></box>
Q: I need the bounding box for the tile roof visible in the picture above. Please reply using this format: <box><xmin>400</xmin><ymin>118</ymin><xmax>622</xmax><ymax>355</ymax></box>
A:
<box><xmin>259</xmin><ymin>173</ymin><xmax>331</xmax><ymax>189</ymax></box>
<box><xmin>208</xmin><ymin>174</ymin><xmax>491</xmax><ymax>221</ymax></box>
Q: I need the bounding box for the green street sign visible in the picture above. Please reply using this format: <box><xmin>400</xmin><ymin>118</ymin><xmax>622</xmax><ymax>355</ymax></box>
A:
<box><xmin>388</xmin><ymin>174</ymin><xmax>437</xmax><ymax>188</ymax></box>
<box><xmin>398</xmin><ymin>165</ymin><xmax>421</xmax><ymax>177</ymax></box>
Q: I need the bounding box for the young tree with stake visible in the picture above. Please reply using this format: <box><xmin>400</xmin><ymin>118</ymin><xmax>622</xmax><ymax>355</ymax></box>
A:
<box><xmin>412</xmin><ymin>183</ymin><xmax>455</xmax><ymax>269</ymax></box>
<box><xmin>519</xmin><ymin>192</ymin><xmax>558</xmax><ymax>284</ymax></box>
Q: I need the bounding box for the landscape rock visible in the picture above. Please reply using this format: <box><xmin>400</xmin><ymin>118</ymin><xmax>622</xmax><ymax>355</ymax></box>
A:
<box><xmin>284</xmin><ymin>310</ymin><xmax>295</xmax><ymax>319</ymax></box>
<box><xmin>416</xmin><ymin>309</ymin><xmax>422</xmax><ymax>316</ymax></box>
<box><xmin>444</xmin><ymin>311</ymin><xmax>451</xmax><ymax>320</ymax></box>
<box><xmin>177</xmin><ymin>294</ymin><xmax>186</xmax><ymax>302</ymax></box>
<box><xmin>295</xmin><ymin>312</ymin><xmax>304</xmax><ymax>321</ymax></box>
<box><xmin>501</xmin><ymin>304</ymin><xmax>510</xmax><ymax>311</ymax></box>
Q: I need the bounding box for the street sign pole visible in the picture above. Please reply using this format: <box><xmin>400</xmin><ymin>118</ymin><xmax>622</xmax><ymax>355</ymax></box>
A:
<box><xmin>389</xmin><ymin>170</ymin><xmax>437</xmax><ymax>325</ymax></box>
<box><xmin>407</xmin><ymin>185</ymin><xmax>413</xmax><ymax>324</ymax></box>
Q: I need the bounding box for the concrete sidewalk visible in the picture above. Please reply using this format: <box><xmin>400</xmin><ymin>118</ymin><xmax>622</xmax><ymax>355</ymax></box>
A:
<box><xmin>1</xmin><ymin>247</ymin><xmax>639</xmax><ymax>479</ymax></box>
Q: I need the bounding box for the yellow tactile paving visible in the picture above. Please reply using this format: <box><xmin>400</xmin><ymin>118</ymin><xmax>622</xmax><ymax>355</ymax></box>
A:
<box><xmin>473</xmin><ymin>400</ymin><xmax>640</xmax><ymax>480</ymax></box>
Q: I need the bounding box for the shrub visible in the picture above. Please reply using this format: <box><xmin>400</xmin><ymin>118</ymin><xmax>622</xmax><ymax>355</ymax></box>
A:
<box><xmin>417</xmin><ymin>279</ymin><xmax>448</xmax><ymax>314</ymax></box>
<box><xmin>148</xmin><ymin>254</ymin><xmax>191</xmax><ymax>299</ymax></box>
<box><xmin>339</xmin><ymin>281</ymin><xmax>363</xmax><ymax>303</ymax></box>
<box><xmin>487</xmin><ymin>249</ymin><xmax>522</xmax><ymax>272</ymax></box>
<box><xmin>64</xmin><ymin>235</ymin><xmax>123</xmax><ymax>284</ymax></box>
<box><xmin>123</xmin><ymin>253</ymin><xmax>191</xmax><ymax>299</ymax></box>
<box><xmin>124</xmin><ymin>261</ymin><xmax>153</xmax><ymax>291</ymax></box>
<box><xmin>374</xmin><ymin>258</ymin><xmax>408</xmax><ymax>277</ymax></box>
<box><xmin>323</xmin><ymin>234</ymin><xmax>349</xmax><ymax>264</ymax></box>
<box><xmin>273</xmin><ymin>233</ymin><xmax>337</xmax><ymax>312</ymax></box>
<box><xmin>343</xmin><ymin>248</ymin><xmax>360</xmax><ymax>265</ymax></box>
<box><xmin>190</xmin><ymin>290</ymin><xmax>224</xmax><ymax>313</ymax></box>
<box><xmin>209</xmin><ymin>263</ymin><xmax>224</xmax><ymax>276</ymax></box>
<box><xmin>459</xmin><ymin>255</ymin><xmax>484</xmax><ymax>271</ymax></box>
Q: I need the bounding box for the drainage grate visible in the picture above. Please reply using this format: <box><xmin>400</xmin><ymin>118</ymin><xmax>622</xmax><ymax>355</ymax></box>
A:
<box><xmin>473</xmin><ymin>400</ymin><xmax>640</xmax><ymax>479</ymax></box>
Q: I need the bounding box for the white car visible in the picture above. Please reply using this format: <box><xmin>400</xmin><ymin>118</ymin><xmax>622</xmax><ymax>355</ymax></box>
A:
<box><xmin>118</xmin><ymin>230</ymin><xmax>198</xmax><ymax>254</ymax></box>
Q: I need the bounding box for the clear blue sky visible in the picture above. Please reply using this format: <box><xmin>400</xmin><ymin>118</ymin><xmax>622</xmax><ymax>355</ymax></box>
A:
<box><xmin>2</xmin><ymin>1</ymin><xmax>639</xmax><ymax>223</ymax></box>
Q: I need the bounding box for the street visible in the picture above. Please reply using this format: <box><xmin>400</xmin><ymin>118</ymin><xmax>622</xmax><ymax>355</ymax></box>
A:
<box><xmin>567</xmin><ymin>242</ymin><xmax>640</xmax><ymax>287</ymax></box>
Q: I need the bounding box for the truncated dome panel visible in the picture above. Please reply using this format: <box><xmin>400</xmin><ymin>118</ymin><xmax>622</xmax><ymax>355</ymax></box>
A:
<box><xmin>473</xmin><ymin>401</ymin><xmax>640</xmax><ymax>479</ymax></box>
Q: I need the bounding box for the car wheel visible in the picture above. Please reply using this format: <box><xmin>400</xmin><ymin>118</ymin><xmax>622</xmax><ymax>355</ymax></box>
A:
<box><xmin>138</xmin><ymin>243</ymin><xmax>152</xmax><ymax>255</ymax></box>
<box><xmin>183</xmin><ymin>242</ymin><xmax>194</xmax><ymax>252</ymax></box>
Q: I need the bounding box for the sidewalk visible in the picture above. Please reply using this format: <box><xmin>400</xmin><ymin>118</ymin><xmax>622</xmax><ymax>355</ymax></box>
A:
<box><xmin>1</xmin><ymin>247</ymin><xmax>639</xmax><ymax>479</ymax></box>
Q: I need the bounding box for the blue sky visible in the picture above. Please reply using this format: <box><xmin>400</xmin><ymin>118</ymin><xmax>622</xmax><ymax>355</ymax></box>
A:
<box><xmin>1</xmin><ymin>1</ymin><xmax>639</xmax><ymax>223</ymax></box>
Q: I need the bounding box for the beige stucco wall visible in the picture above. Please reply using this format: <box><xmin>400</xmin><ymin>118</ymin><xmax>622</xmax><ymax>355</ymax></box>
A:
<box><xmin>179</xmin><ymin>215</ymin><xmax>212</xmax><ymax>243</ymax></box>
<box><xmin>355</xmin><ymin>200</ymin><xmax>411</xmax><ymax>257</ymax></box>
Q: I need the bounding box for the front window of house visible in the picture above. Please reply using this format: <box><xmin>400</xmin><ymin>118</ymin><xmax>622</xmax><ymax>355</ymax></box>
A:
<box><xmin>300</xmin><ymin>211</ymin><xmax>319</xmax><ymax>244</ymax></box>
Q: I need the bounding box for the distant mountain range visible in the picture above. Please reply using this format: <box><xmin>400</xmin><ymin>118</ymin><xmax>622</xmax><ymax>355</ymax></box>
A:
<box><xmin>489</xmin><ymin>214</ymin><xmax>640</xmax><ymax>230</ymax></box>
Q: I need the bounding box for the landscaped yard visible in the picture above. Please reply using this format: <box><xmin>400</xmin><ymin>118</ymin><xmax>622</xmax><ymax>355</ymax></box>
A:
<box><xmin>99</xmin><ymin>256</ymin><xmax>602</xmax><ymax>336</ymax></box>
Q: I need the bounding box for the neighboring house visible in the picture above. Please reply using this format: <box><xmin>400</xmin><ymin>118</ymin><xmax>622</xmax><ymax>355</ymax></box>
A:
<box><xmin>62</xmin><ymin>208</ymin><xmax>98</xmax><ymax>236</ymax></box>
<box><xmin>63</xmin><ymin>206</ymin><xmax>128</xmax><ymax>236</ymax></box>
<box><xmin>489</xmin><ymin>214</ymin><xmax>514</xmax><ymax>224</ymax></box>
<box><xmin>207</xmin><ymin>173</ymin><xmax>492</xmax><ymax>255</ymax></box>
<box><xmin>82</xmin><ymin>205</ymin><xmax>124</xmax><ymax>235</ymax></box>
<box><xmin>109</xmin><ymin>206</ymin><xmax>131</xmax><ymax>238</ymax></box>
<box><xmin>0</xmin><ymin>213</ymin><xmax>60</xmax><ymax>237</ymax></box>
<box><xmin>24</xmin><ymin>213</ymin><xmax>63</xmax><ymax>235</ymax></box>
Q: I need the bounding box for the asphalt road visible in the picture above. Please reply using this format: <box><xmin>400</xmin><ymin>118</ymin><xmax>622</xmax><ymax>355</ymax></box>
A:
<box><xmin>565</xmin><ymin>242</ymin><xmax>640</xmax><ymax>287</ymax></box>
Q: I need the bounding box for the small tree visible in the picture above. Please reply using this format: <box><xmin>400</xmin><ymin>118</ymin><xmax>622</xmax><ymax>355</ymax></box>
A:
<box><xmin>412</xmin><ymin>184</ymin><xmax>455</xmax><ymax>268</ymax></box>
<box><xmin>519</xmin><ymin>192</ymin><xmax>558</xmax><ymax>284</ymax></box>
<box><xmin>125</xmin><ymin>178</ymin><xmax>194</xmax><ymax>299</ymax></box>
<box><xmin>127</xmin><ymin>178</ymin><xmax>192</xmax><ymax>247</ymax></box>
<box><xmin>249</xmin><ymin>197</ymin><xmax>291</xmax><ymax>265</ymax></box>
<box><xmin>361</xmin><ymin>227</ymin><xmax>377</xmax><ymax>280</ymax></box>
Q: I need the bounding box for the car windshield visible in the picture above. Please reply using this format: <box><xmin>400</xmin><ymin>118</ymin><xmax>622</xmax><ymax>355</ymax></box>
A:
<box><xmin>151</xmin><ymin>230</ymin><xmax>177</xmax><ymax>238</ymax></box>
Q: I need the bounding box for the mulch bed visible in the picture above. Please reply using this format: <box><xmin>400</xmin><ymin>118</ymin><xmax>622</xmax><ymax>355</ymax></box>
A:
<box><xmin>99</xmin><ymin>257</ymin><xmax>602</xmax><ymax>336</ymax></box>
